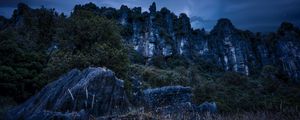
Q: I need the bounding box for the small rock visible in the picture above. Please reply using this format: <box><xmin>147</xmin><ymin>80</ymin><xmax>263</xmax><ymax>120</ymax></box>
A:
<box><xmin>197</xmin><ymin>101</ymin><xmax>217</xmax><ymax>113</ymax></box>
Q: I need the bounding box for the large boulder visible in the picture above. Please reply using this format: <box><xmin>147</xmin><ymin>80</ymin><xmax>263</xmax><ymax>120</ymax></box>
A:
<box><xmin>197</xmin><ymin>101</ymin><xmax>217</xmax><ymax>113</ymax></box>
<box><xmin>5</xmin><ymin>67</ymin><xmax>218</xmax><ymax>120</ymax></box>
<box><xmin>142</xmin><ymin>86</ymin><xmax>217</xmax><ymax>119</ymax></box>
<box><xmin>143</xmin><ymin>86</ymin><xmax>192</xmax><ymax>109</ymax></box>
<box><xmin>6</xmin><ymin>67</ymin><xmax>132</xmax><ymax>120</ymax></box>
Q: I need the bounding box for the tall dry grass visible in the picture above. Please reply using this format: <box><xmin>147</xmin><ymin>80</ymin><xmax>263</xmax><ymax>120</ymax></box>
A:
<box><xmin>101</xmin><ymin>108</ymin><xmax>300</xmax><ymax>120</ymax></box>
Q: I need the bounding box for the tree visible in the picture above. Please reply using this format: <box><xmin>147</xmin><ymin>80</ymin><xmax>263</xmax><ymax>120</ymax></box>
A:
<box><xmin>0</xmin><ymin>29</ymin><xmax>47</xmax><ymax>102</ymax></box>
<box><xmin>48</xmin><ymin>10</ymin><xmax>130</xmax><ymax>78</ymax></box>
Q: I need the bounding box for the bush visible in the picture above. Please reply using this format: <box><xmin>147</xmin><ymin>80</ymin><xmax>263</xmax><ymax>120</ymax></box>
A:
<box><xmin>193</xmin><ymin>70</ymin><xmax>300</xmax><ymax>112</ymax></box>
<box><xmin>152</xmin><ymin>56</ymin><xmax>167</xmax><ymax>68</ymax></box>
<box><xmin>0</xmin><ymin>7</ymin><xmax>130</xmax><ymax>103</ymax></box>
<box><xmin>0</xmin><ymin>29</ymin><xmax>48</xmax><ymax>102</ymax></box>
<box><xmin>127</xmin><ymin>46</ymin><xmax>145</xmax><ymax>64</ymax></box>
<box><xmin>219</xmin><ymin>72</ymin><xmax>248</xmax><ymax>86</ymax></box>
<box><xmin>129</xmin><ymin>64</ymin><xmax>189</xmax><ymax>88</ymax></box>
<box><xmin>193</xmin><ymin>58</ymin><xmax>223</xmax><ymax>73</ymax></box>
<box><xmin>261</xmin><ymin>65</ymin><xmax>279</xmax><ymax>80</ymax></box>
<box><xmin>165</xmin><ymin>55</ymin><xmax>189</xmax><ymax>68</ymax></box>
<box><xmin>49</xmin><ymin>13</ymin><xmax>130</xmax><ymax>79</ymax></box>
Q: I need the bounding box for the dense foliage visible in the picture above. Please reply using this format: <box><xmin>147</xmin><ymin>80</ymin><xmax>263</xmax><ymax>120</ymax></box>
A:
<box><xmin>1</xmin><ymin>3</ymin><xmax>300</xmax><ymax>116</ymax></box>
<box><xmin>0</xmin><ymin>3</ymin><xmax>129</xmax><ymax>104</ymax></box>
<box><xmin>130</xmin><ymin>63</ymin><xmax>300</xmax><ymax>112</ymax></box>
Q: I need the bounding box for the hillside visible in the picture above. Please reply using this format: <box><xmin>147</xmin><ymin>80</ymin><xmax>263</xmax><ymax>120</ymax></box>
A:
<box><xmin>0</xmin><ymin>2</ymin><xmax>300</xmax><ymax>119</ymax></box>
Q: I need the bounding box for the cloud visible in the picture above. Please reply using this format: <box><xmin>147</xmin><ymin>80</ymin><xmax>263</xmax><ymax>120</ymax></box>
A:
<box><xmin>190</xmin><ymin>16</ymin><xmax>217</xmax><ymax>31</ymax></box>
<box><xmin>0</xmin><ymin>0</ymin><xmax>299</xmax><ymax>32</ymax></box>
<box><xmin>182</xmin><ymin>7</ymin><xmax>191</xmax><ymax>16</ymax></box>
<box><xmin>219</xmin><ymin>0</ymin><xmax>300</xmax><ymax>32</ymax></box>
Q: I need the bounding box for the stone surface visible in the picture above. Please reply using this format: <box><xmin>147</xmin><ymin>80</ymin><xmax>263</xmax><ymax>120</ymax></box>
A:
<box><xmin>143</xmin><ymin>86</ymin><xmax>192</xmax><ymax>109</ymax></box>
<box><xmin>5</xmin><ymin>67</ymin><xmax>218</xmax><ymax>120</ymax></box>
<box><xmin>5</xmin><ymin>2</ymin><xmax>300</xmax><ymax>81</ymax></box>
<box><xmin>100</xmin><ymin>2</ymin><xmax>300</xmax><ymax>82</ymax></box>
<box><xmin>114</xmin><ymin>3</ymin><xmax>300</xmax><ymax>82</ymax></box>
<box><xmin>274</xmin><ymin>23</ymin><xmax>300</xmax><ymax>83</ymax></box>
<box><xmin>5</xmin><ymin>67</ymin><xmax>131</xmax><ymax>120</ymax></box>
<box><xmin>143</xmin><ymin>86</ymin><xmax>217</xmax><ymax>114</ymax></box>
<box><xmin>197</xmin><ymin>101</ymin><xmax>217</xmax><ymax>113</ymax></box>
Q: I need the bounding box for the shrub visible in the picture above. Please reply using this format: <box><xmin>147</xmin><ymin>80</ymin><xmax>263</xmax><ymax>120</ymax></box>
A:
<box><xmin>0</xmin><ymin>7</ymin><xmax>130</xmax><ymax>103</ymax></box>
<box><xmin>219</xmin><ymin>72</ymin><xmax>248</xmax><ymax>86</ymax></box>
<box><xmin>192</xmin><ymin>70</ymin><xmax>300</xmax><ymax>112</ymax></box>
<box><xmin>152</xmin><ymin>56</ymin><xmax>167</xmax><ymax>68</ymax></box>
<box><xmin>50</xmin><ymin>13</ymin><xmax>130</xmax><ymax>79</ymax></box>
<box><xmin>165</xmin><ymin>55</ymin><xmax>189</xmax><ymax>68</ymax></box>
<box><xmin>261</xmin><ymin>65</ymin><xmax>279</xmax><ymax>80</ymax></box>
<box><xmin>129</xmin><ymin>64</ymin><xmax>189</xmax><ymax>88</ymax></box>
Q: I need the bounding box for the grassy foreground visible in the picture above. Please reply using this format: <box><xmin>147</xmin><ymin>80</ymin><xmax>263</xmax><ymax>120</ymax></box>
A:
<box><xmin>101</xmin><ymin>108</ymin><xmax>300</xmax><ymax>120</ymax></box>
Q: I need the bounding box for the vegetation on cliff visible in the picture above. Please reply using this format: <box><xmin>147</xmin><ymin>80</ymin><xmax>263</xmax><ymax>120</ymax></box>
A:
<box><xmin>1</xmin><ymin>2</ymin><xmax>300</xmax><ymax>119</ymax></box>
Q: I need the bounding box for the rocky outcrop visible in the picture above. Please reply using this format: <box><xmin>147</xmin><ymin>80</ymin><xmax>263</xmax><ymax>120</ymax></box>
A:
<box><xmin>5</xmin><ymin>67</ymin><xmax>218</xmax><ymax>119</ymax></box>
<box><xmin>208</xmin><ymin>19</ymin><xmax>256</xmax><ymax>75</ymax></box>
<box><xmin>274</xmin><ymin>23</ymin><xmax>300</xmax><ymax>82</ymax></box>
<box><xmin>124</xmin><ymin>3</ymin><xmax>300</xmax><ymax>83</ymax></box>
<box><xmin>94</xmin><ymin>2</ymin><xmax>300</xmax><ymax>82</ymax></box>
<box><xmin>143</xmin><ymin>86</ymin><xmax>192</xmax><ymax>109</ymax></box>
<box><xmin>5</xmin><ymin>67</ymin><xmax>131</xmax><ymax>120</ymax></box>
<box><xmin>143</xmin><ymin>86</ymin><xmax>217</xmax><ymax>114</ymax></box>
<box><xmin>198</xmin><ymin>102</ymin><xmax>217</xmax><ymax>113</ymax></box>
<box><xmin>2</xmin><ymin>2</ymin><xmax>300</xmax><ymax>82</ymax></box>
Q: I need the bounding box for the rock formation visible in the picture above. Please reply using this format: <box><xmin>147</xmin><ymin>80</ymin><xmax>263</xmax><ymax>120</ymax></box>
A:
<box><xmin>143</xmin><ymin>86</ymin><xmax>192</xmax><ymax>109</ymax></box>
<box><xmin>5</xmin><ymin>67</ymin><xmax>217</xmax><ymax>119</ymax></box>
<box><xmin>143</xmin><ymin>86</ymin><xmax>217</xmax><ymax>114</ymax></box>
<box><xmin>2</xmin><ymin>2</ymin><xmax>300</xmax><ymax>82</ymax></box>
<box><xmin>5</xmin><ymin>67</ymin><xmax>131</xmax><ymax>120</ymax></box>
<box><xmin>114</xmin><ymin>3</ymin><xmax>300</xmax><ymax>82</ymax></box>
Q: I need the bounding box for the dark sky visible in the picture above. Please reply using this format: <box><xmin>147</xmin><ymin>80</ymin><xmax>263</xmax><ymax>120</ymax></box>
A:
<box><xmin>0</xmin><ymin>0</ymin><xmax>300</xmax><ymax>32</ymax></box>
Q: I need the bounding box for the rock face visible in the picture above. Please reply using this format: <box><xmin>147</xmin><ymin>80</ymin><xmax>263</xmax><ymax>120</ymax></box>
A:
<box><xmin>66</xmin><ymin>2</ymin><xmax>300</xmax><ymax>82</ymax></box>
<box><xmin>5</xmin><ymin>67</ymin><xmax>217</xmax><ymax>119</ymax></box>
<box><xmin>2</xmin><ymin>3</ymin><xmax>300</xmax><ymax>82</ymax></box>
<box><xmin>143</xmin><ymin>86</ymin><xmax>192</xmax><ymax>109</ymax></box>
<box><xmin>274</xmin><ymin>23</ymin><xmax>300</xmax><ymax>82</ymax></box>
<box><xmin>5</xmin><ymin>67</ymin><xmax>131</xmax><ymax>120</ymax></box>
<box><xmin>143</xmin><ymin>86</ymin><xmax>217</xmax><ymax>114</ymax></box>
<box><xmin>208</xmin><ymin>19</ymin><xmax>255</xmax><ymax>75</ymax></box>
